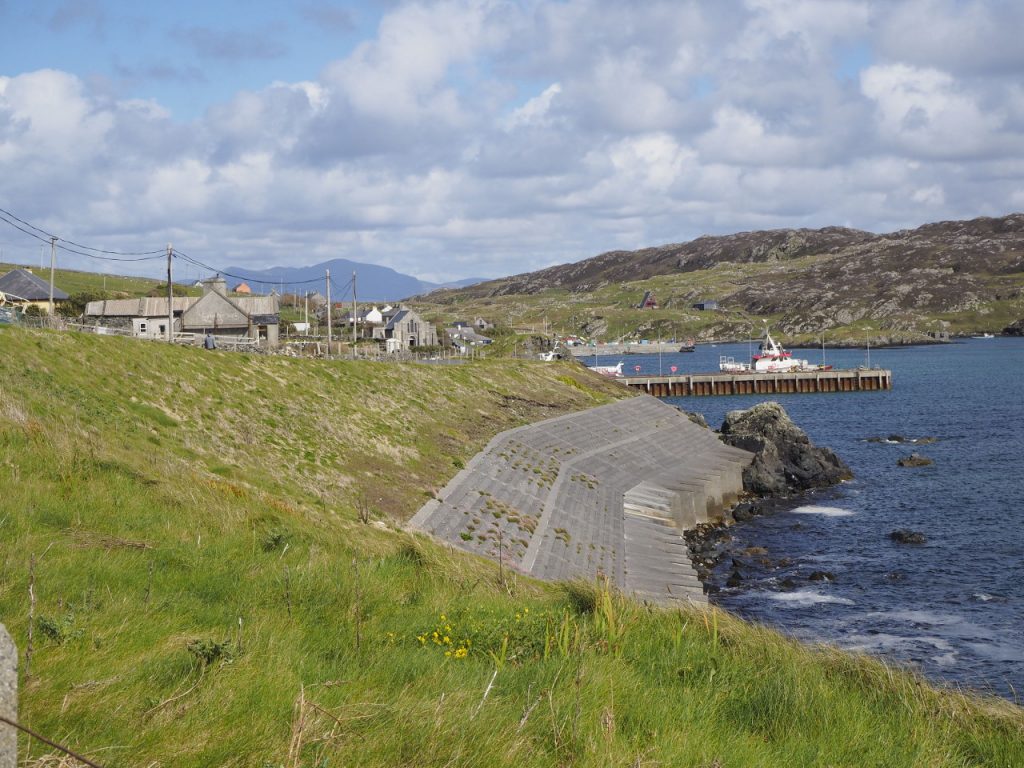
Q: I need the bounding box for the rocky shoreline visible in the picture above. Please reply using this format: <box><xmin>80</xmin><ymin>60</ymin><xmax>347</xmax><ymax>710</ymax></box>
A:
<box><xmin>684</xmin><ymin>402</ymin><xmax>852</xmax><ymax>591</ymax></box>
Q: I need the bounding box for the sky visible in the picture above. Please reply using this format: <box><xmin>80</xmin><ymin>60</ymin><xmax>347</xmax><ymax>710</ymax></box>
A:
<box><xmin>2</xmin><ymin>0</ymin><xmax>1024</xmax><ymax>284</ymax></box>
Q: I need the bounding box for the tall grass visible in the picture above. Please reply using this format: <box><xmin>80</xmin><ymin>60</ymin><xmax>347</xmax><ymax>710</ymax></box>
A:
<box><xmin>0</xmin><ymin>326</ymin><xmax>1021</xmax><ymax>766</ymax></box>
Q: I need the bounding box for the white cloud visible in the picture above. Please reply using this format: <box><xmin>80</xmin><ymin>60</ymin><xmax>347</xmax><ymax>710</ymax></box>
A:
<box><xmin>1</xmin><ymin>1</ymin><xmax>1023</xmax><ymax>282</ymax></box>
<box><xmin>503</xmin><ymin>83</ymin><xmax>561</xmax><ymax>130</ymax></box>
<box><xmin>861</xmin><ymin>64</ymin><xmax>1009</xmax><ymax>159</ymax></box>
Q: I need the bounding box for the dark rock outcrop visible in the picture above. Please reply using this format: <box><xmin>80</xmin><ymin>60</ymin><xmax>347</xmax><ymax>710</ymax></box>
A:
<box><xmin>1003</xmin><ymin>318</ymin><xmax>1024</xmax><ymax>336</ymax></box>
<box><xmin>890</xmin><ymin>529</ymin><xmax>927</xmax><ymax>545</ymax></box>
<box><xmin>897</xmin><ymin>453</ymin><xmax>933</xmax><ymax>467</ymax></box>
<box><xmin>719</xmin><ymin>402</ymin><xmax>852</xmax><ymax>496</ymax></box>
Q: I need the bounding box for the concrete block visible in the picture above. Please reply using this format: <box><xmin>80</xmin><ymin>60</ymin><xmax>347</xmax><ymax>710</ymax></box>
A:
<box><xmin>0</xmin><ymin>623</ymin><xmax>15</xmax><ymax>768</ymax></box>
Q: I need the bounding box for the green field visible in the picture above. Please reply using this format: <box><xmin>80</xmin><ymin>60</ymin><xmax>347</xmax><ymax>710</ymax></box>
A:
<box><xmin>1</xmin><ymin>327</ymin><xmax>1021</xmax><ymax>767</ymax></box>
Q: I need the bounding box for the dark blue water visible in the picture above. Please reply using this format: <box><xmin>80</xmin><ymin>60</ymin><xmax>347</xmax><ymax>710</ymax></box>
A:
<box><xmin>588</xmin><ymin>339</ymin><xmax>1024</xmax><ymax>699</ymax></box>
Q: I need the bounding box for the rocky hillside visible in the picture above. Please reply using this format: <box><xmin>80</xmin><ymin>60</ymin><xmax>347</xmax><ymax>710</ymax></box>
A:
<box><xmin>433</xmin><ymin>214</ymin><xmax>1024</xmax><ymax>339</ymax></box>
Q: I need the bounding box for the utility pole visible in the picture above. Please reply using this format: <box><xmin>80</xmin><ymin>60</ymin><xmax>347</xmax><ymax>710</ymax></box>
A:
<box><xmin>48</xmin><ymin>236</ymin><xmax>56</xmax><ymax>316</ymax></box>
<box><xmin>325</xmin><ymin>269</ymin><xmax>332</xmax><ymax>359</ymax></box>
<box><xmin>351</xmin><ymin>270</ymin><xmax>357</xmax><ymax>358</ymax></box>
<box><xmin>304</xmin><ymin>291</ymin><xmax>309</xmax><ymax>330</ymax></box>
<box><xmin>166</xmin><ymin>243</ymin><xmax>174</xmax><ymax>342</ymax></box>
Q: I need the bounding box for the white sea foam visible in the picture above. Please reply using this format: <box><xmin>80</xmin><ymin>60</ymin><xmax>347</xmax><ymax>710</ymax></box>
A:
<box><xmin>768</xmin><ymin>590</ymin><xmax>854</xmax><ymax>606</ymax></box>
<box><xmin>790</xmin><ymin>505</ymin><xmax>854</xmax><ymax>517</ymax></box>
<box><xmin>866</xmin><ymin>610</ymin><xmax>963</xmax><ymax>627</ymax></box>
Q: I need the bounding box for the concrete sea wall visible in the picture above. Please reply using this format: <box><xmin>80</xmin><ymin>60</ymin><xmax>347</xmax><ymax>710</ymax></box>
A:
<box><xmin>409</xmin><ymin>396</ymin><xmax>752</xmax><ymax>604</ymax></box>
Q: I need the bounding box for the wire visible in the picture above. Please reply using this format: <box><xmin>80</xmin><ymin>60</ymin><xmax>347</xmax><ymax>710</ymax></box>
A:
<box><xmin>0</xmin><ymin>205</ymin><xmax>54</xmax><ymax>238</ymax></box>
<box><xmin>0</xmin><ymin>211</ymin><xmax>52</xmax><ymax>246</ymax></box>
<box><xmin>0</xmin><ymin>714</ymin><xmax>106</xmax><ymax>768</ymax></box>
<box><xmin>173</xmin><ymin>248</ymin><xmax>330</xmax><ymax>287</ymax></box>
<box><xmin>0</xmin><ymin>206</ymin><xmax>164</xmax><ymax>259</ymax></box>
<box><xmin>55</xmin><ymin>242</ymin><xmax>165</xmax><ymax>263</ymax></box>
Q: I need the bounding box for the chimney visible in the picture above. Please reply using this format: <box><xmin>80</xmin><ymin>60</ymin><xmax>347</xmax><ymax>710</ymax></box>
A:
<box><xmin>202</xmin><ymin>275</ymin><xmax>227</xmax><ymax>296</ymax></box>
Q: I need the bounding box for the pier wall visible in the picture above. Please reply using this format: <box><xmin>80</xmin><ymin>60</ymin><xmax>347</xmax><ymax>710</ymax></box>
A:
<box><xmin>409</xmin><ymin>397</ymin><xmax>753</xmax><ymax>604</ymax></box>
<box><xmin>621</xmin><ymin>368</ymin><xmax>892</xmax><ymax>397</ymax></box>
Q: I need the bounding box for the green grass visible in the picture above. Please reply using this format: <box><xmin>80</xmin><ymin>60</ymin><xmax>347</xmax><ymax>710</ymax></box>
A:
<box><xmin>0</xmin><ymin>261</ymin><xmax>176</xmax><ymax>298</ymax></box>
<box><xmin>0</xmin><ymin>326</ymin><xmax>1021</xmax><ymax>767</ymax></box>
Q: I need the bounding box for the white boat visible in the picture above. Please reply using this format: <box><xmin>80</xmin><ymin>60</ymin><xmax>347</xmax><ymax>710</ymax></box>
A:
<box><xmin>720</xmin><ymin>325</ymin><xmax>829</xmax><ymax>373</ymax></box>
<box><xmin>590</xmin><ymin>361</ymin><xmax>624</xmax><ymax>377</ymax></box>
<box><xmin>972</xmin><ymin>333</ymin><xmax>995</xmax><ymax>339</ymax></box>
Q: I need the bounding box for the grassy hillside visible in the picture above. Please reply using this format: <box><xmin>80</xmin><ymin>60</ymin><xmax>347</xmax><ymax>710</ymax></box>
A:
<box><xmin>1</xmin><ymin>327</ymin><xmax>1021</xmax><ymax>767</ymax></box>
<box><xmin>0</xmin><ymin>261</ymin><xmax>171</xmax><ymax>298</ymax></box>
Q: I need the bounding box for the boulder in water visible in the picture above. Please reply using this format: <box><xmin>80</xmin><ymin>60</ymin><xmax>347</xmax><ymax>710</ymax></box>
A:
<box><xmin>719</xmin><ymin>402</ymin><xmax>852</xmax><ymax>496</ymax></box>
<box><xmin>897</xmin><ymin>453</ymin><xmax>933</xmax><ymax>467</ymax></box>
<box><xmin>890</xmin><ymin>529</ymin><xmax>927</xmax><ymax>545</ymax></box>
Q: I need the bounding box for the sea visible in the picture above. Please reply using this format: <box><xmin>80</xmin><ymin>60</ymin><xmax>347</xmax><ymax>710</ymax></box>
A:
<box><xmin>586</xmin><ymin>337</ymin><xmax>1024</xmax><ymax>700</ymax></box>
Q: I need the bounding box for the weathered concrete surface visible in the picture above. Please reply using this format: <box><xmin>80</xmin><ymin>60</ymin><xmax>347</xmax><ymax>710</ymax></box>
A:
<box><xmin>409</xmin><ymin>396</ymin><xmax>752</xmax><ymax>604</ymax></box>
<box><xmin>0</xmin><ymin>623</ymin><xmax>15</xmax><ymax>768</ymax></box>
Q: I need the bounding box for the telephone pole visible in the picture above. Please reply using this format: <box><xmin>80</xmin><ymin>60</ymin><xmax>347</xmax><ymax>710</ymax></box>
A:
<box><xmin>48</xmin><ymin>236</ymin><xmax>56</xmax><ymax>316</ymax></box>
<box><xmin>351</xmin><ymin>270</ymin><xmax>357</xmax><ymax>358</ymax></box>
<box><xmin>325</xmin><ymin>269</ymin><xmax>332</xmax><ymax>359</ymax></box>
<box><xmin>166</xmin><ymin>243</ymin><xmax>174</xmax><ymax>342</ymax></box>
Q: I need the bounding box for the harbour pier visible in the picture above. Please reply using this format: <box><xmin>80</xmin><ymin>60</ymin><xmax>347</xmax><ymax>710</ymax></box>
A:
<box><xmin>619</xmin><ymin>368</ymin><xmax>892</xmax><ymax>397</ymax></box>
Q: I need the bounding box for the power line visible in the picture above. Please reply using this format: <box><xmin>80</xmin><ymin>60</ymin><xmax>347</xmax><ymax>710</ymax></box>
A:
<box><xmin>55</xmin><ymin>242</ymin><xmax>164</xmax><ymax>263</ymax></box>
<box><xmin>0</xmin><ymin>206</ymin><xmax>54</xmax><ymax>238</ymax></box>
<box><xmin>172</xmin><ymin>248</ymin><xmax>330</xmax><ymax>287</ymax></box>
<box><xmin>0</xmin><ymin>207</ymin><xmax>164</xmax><ymax>260</ymax></box>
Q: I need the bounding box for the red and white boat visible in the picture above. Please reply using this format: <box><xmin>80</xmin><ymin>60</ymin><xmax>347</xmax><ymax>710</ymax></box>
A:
<box><xmin>720</xmin><ymin>326</ymin><xmax>831</xmax><ymax>373</ymax></box>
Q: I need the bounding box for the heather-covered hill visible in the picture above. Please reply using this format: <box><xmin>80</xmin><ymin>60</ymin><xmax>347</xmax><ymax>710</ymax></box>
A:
<box><xmin>428</xmin><ymin>214</ymin><xmax>1024</xmax><ymax>341</ymax></box>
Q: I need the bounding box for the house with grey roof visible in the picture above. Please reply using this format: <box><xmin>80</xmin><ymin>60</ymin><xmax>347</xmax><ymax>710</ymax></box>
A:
<box><xmin>84</xmin><ymin>276</ymin><xmax>280</xmax><ymax>347</ymax></box>
<box><xmin>372</xmin><ymin>306</ymin><xmax>438</xmax><ymax>351</ymax></box>
<box><xmin>0</xmin><ymin>268</ymin><xmax>69</xmax><ymax>313</ymax></box>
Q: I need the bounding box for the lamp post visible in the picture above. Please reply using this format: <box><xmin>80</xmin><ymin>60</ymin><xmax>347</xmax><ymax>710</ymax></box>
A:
<box><xmin>863</xmin><ymin>327</ymin><xmax>871</xmax><ymax>369</ymax></box>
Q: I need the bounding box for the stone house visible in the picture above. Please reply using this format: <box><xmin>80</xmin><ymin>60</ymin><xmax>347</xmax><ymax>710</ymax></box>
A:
<box><xmin>372</xmin><ymin>307</ymin><xmax>438</xmax><ymax>351</ymax></box>
<box><xmin>84</xmin><ymin>276</ymin><xmax>280</xmax><ymax>347</ymax></box>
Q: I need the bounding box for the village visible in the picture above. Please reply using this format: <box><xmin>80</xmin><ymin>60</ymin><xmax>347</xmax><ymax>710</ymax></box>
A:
<box><xmin>0</xmin><ymin>266</ymin><xmax>499</xmax><ymax>358</ymax></box>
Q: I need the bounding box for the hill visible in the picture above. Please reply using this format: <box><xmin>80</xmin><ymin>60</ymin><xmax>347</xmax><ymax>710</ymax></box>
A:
<box><xmin>1</xmin><ymin>327</ymin><xmax>1022</xmax><ymax>766</ymax></box>
<box><xmin>423</xmin><ymin>214</ymin><xmax>1024</xmax><ymax>343</ymax></box>
<box><xmin>223</xmin><ymin>258</ymin><xmax>485</xmax><ymax>302</ymax></box>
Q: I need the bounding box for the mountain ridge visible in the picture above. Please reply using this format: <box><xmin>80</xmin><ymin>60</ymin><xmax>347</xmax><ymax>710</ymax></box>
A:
<box><xmin>223</xmin><ymin>258</ymin><xmax>484</xmax><ymax>301</ymax></box>
<box><xmin>426</xmin><ymin>213</ymin><xmax>1024</xmax><ymax>339</ymax></box>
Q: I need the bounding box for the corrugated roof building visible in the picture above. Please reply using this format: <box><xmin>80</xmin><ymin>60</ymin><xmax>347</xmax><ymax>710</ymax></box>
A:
<box><xmin>84</xmin><ymin>277</ymin><xmax>280</xmax><ymax>347</ymax></box>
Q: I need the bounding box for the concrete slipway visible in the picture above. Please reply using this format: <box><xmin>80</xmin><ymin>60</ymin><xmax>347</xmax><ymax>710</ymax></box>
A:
<box><xmin>409</xmin><ymin>396</ymin><xmax>753</xmax><ymax>604</ymax></box>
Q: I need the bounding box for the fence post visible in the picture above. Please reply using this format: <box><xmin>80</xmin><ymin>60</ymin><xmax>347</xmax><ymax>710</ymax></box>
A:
<box><xmin>0</xmin><ymin>623</ymin><xmax>15</xmax><ymax>768</ymax></box>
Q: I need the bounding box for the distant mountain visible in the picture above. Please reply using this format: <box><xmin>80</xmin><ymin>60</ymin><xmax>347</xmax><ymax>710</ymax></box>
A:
<box><xmin>221</xmin><ymin>259</ymin><xmax>484</xmax><ymax>302</ymax></box>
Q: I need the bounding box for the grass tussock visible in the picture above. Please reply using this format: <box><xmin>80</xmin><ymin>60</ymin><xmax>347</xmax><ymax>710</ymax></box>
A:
<box><xmin>0</xmin><ymin>326</ymin><xmax>1021</xmax><ymax>767</ymax></box>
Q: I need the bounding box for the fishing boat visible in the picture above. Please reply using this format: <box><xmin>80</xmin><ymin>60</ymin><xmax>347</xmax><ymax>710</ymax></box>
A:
<box><xmin>590</xmin><ymin>361</ymin><xmax>624</xmax><ymax>377</ymax></box>
<box><xmin>720</xmin><ymin>325</ymin><xmax>831</xmax><ymax>373</ymax></box>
